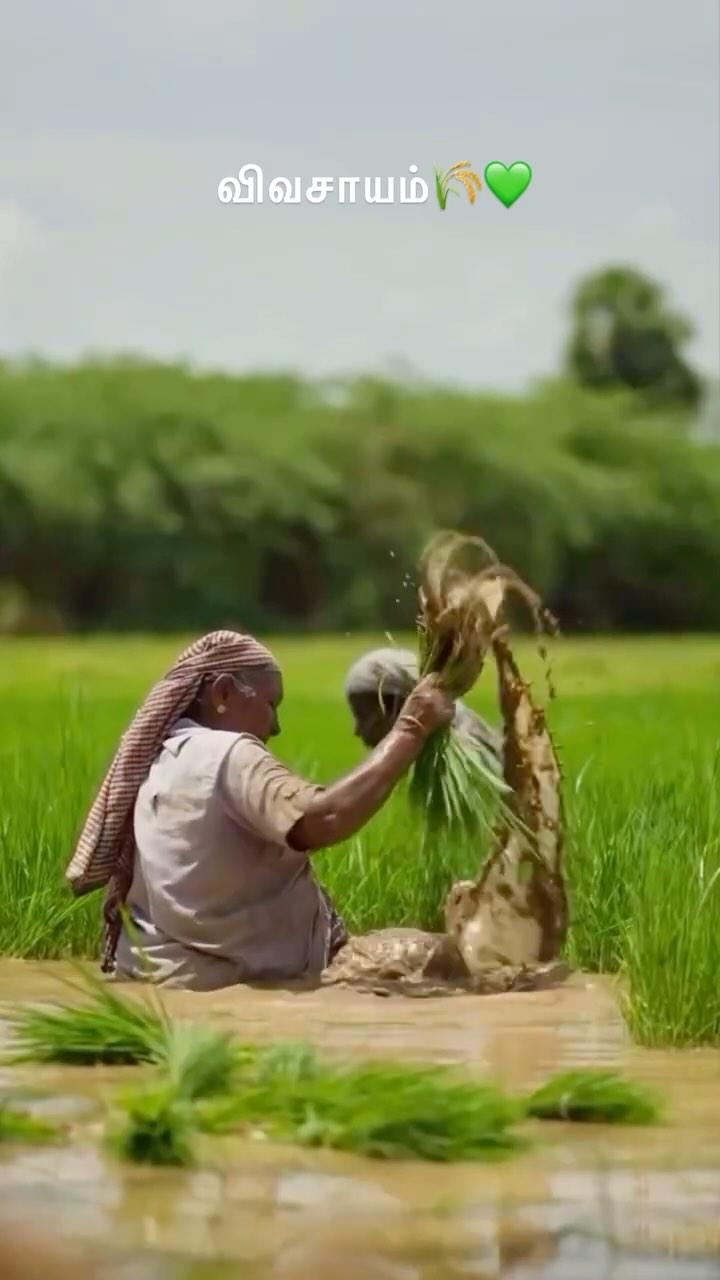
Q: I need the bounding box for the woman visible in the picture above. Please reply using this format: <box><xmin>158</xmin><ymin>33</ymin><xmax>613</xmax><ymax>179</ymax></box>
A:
<box><xmin>66</xmin><ymin>630</ymin><xmax>452</xmax><ymax>991</ymax></box>
<box><xmin>328</xmin><ymin>638</ymin><xmax>568</xmax><ymax>991</ymax></box>
<box><xmin>344</xmin><ymin>646</ymin><xmax>502</xmax><ymax>768</ymax></box>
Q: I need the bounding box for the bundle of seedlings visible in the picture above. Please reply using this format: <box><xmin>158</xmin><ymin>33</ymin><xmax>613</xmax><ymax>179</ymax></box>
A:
<box><xmin>409</xmin><ymin>530</ymin><xmax>557</xmax><ymax>837</ymax></box>
<box><xmin>195</xmin><ymin>1040</ymin><xmax>524</xmax><ymax>1163</ymax></box>
<box><xmin>6</xmin><ymin>969</ymin><xmax>168</xmax><ymax>1066</ymax></box>
<box><xmin>108</xmin><ymin>1021</ymin><xmax>250</xmax><ymax>1167</ymax></box>
<box><xmin>525</xmin><ymin>1070</ymin><xmax>662</xmax><ymax>1125</ymax></box>
<box><xmin>109</xmin><ymin>1034</ymin><xmax>523</xmax><ymax>1167</ymax></box>
<box><xmin>7</xmin><ymin>980</ymin><xmax>663</xmax><ymax>1168</ymax></box>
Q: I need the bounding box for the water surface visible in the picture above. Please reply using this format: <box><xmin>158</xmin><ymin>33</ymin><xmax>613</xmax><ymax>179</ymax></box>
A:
<box><xmin>1</xmin><ymin>962</ymin><xmax>718</xmax><ymax>1278</ymax></box>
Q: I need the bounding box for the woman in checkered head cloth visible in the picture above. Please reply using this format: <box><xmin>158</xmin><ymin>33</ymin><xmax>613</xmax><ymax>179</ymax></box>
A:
<box><xmin>67</xmin><ymin>629</ymin><xmax>453</xmax><ymax>990</ymax></box>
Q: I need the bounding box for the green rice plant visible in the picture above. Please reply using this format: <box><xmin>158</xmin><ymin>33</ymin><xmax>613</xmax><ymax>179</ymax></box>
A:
<box><xmin>7</xmin><ymin>972</ymin><xmax>168</xmax><ymax>1065</ymax></box>
<box><xmin>409</xmin><ymin>726</ymin><xmax>510</xmax><ymax>837</ymax></box>
<box><xmin>197</xmin><ymin>1040</ymin><xmax>523</xmax><ymax>1162</ymax></box>
<box><xmin>525</xmin><ymin>1070</ymin><xmax>661</xmax><ymax>1125</ymax></box>
<box><xmin>106</xmin><ymin>1002</ymin><xmax>257</xmax><ymax>1167</ymax></box>
<box><xmin>0</xmin><ymin>1100</ymin><xmax>63</xmax><ymax>1145</ymax></box>
<box><xmin>619</xmin><ymin>750</ymin><xmax>720</xmax><ymax>1047</ymax></box>
<box><xmin>1</xmin><ymin>635</ymin><xmax>720</xmax><ymax>1049</ymax></box>
<box><xmin>8</xmin><ymin>971</ymin><xmax>666</xmax><ymax>1168</ymax></box>
<box><xmin>414</xmin><ymin>532</ymin><xmax>503</xmax><ymax>695</ymax></box>
<box><xmin>566</xmin><ymin>747</ymin><xmax>720</xmax><ymax>1046</ymax></box>
<box><xmin>8</xmin><ymin>968</ymin><xmax>251</xmax><ymax>1099</ymax></box>
<box><xmin>161</xmin><ymin>1018</ymin><xmax>252</xmax><ymax>1101</ymax></box>
<box><xmin>108</xmin><ymin>1081</ymin><xmax>196</xmax><ymax>1167</ymax></box>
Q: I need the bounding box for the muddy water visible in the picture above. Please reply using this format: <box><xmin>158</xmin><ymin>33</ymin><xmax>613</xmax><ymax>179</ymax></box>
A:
<box><xmin>1</xmin><ymin>962</ymin><xmax>719</xmax><ymax>1279</ymax></box>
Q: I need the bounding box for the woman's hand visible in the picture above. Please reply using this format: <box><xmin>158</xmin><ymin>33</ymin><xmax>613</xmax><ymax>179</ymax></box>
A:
<box><xmin>397</xmin><ymin>675</ymin><xmax>454</xmax><ymax>738</ymax></box>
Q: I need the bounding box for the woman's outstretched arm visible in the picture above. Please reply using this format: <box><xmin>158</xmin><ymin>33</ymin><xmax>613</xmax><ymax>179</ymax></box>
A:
<box><xmin>218</xmin><ymin>677</ymin><xmax>452</xmax><ymax>855</ymax></box>
<box><xmin>286</xmin><ymin>677</ymin><xmax>452</xmax><ymax>852</ymax></box>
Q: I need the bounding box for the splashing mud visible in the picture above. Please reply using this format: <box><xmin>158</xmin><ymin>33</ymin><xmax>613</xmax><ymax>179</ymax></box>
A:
<box><xmin>323</xmin><ymin>617</ymin><xmax>568</xmax><ymax>995</ymax></box>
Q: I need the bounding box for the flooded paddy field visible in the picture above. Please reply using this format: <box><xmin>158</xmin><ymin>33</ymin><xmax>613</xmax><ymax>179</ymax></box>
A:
<box><xmin>1</xmin><ymin>962</ymin><xmax>719</xmax><ymax>1278</ymax></box>
<box><xmin>2</xmin><ymin>633</ymin><xmax>719</xmax><ymax>1275</ymax></box>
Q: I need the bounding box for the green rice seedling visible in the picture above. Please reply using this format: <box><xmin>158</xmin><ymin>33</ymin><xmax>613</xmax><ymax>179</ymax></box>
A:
<box><xmin>161</xmin><ymin>1017</ymin><xmax>253</xmax><ymax>1101</ymax></box>
<box><xmin>2</xmin><ymin>634</ymin><xmax>720</xmax><ymax>1050</ymax></box>
<box><xmin>197</xmin><ymin>1040</ymin><xmax>523</xmax><ymax>1162</ymax></box>
<box><xmin>565</xmin><ymin>746</ymin><xmax>720</xmax><ymax>1046</ymax></box>
<box><xmin>619</xmin><ymin>754</ymin><xmax>720</xmax><ymax>1048</ymax></box>
<box><xmin>106</xmin><ymin>1009</ymin><xmax>258</xmax><ymax>1168</ymax></box>
<box><xmin>7</xmin><ymin>972</ymin><xmax>168</xmax><ymax>1066</ymax></box>
<box><xmin>0</xmin><ymin>1100</ymin><xmax>63</xmax><ymax>1145</ymax></box>
<box><xmin>409</xmin><ymin>726</ymin><xmax>510</xmax><ymax>837</ymax></box>
<box><xmin>108</xmin><ymin>1081</ymin><xmax>196</xmax><ymax>1167</ymax></box>
<box><xmin>525</xmin><ymin>1070</ymin><xmax>662</xmax><ymax>1125</ymax></box>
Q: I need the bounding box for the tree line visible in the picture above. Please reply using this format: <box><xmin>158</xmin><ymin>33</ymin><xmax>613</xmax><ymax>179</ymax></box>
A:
<box><xmin>0</xmin><ymin>267</ymin><xmax>717</xmax><ymax>634</ymax></box>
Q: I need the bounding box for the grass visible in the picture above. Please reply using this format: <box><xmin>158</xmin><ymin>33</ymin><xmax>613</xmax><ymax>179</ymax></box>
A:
<box><xmin>0</xmin><ymin>633</ymin><xmax>719</xmax><ymax>1046</ymax></box>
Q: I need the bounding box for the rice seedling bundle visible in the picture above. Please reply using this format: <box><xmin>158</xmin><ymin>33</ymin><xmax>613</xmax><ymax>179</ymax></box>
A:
<box><xmin>525</xmin><ymin>1069</ymin><xmax>662</xmax><ymax>1125</ymax></box>
<box><xmin>197</xmin><ymin>1040</ymin><xmax>523</xmax><ymax>1162</ymax></box>
<box><xmin>409</xmin><ymin>530</ymin><xmax>556</xmax><ymax>836</ymax></box>
<box><xmin>107</xmin><ymin>1081</ymin><xmax>196</xmax><ymax>1167</ymax></box>
<box><xmin>6</xmin><ymin>971</ymin><xmax>168</xmax><ymax>1066</ymax></box>
<box><xmin>6</xmin><ymin>979</ymin><xmax>664</xmax><ymax>1166</ymax></box>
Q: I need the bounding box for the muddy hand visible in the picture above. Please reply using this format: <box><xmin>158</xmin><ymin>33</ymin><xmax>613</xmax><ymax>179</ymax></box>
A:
<box><xmin>397</xmin><ymin>675</ymin><xmax>454</xmax><ymax>738</ymax></box>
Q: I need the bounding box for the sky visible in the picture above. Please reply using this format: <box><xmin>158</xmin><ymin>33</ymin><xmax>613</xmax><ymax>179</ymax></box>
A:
<box><xmin>1</xmin><ymin>0</ymin><xmax>718</xmax><ymax>391</ymax></box>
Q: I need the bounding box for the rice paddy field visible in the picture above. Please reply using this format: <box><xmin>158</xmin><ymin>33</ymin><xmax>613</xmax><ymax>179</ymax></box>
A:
<box><xmin>1</xmin><ymin>633</ymin><xmax>719</xmax><ymax>1048</ymax></box>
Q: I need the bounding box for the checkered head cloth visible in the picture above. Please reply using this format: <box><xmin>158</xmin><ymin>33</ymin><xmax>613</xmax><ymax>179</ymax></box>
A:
<box><xmin>65</xmin><ymin>629</ymin><xmax>279</xmax><ymax>970</ymax></box>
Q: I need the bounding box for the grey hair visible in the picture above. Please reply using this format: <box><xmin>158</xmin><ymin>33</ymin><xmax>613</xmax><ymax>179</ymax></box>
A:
<box><xmin>344</xmin><ymin>646</ymin><xmax>504</xmax><ymax>769</ymax></box>
<box><xmin>344</xmin><ymin>647</ymin><xmax>419</xmax><ymax>700</ymax></box>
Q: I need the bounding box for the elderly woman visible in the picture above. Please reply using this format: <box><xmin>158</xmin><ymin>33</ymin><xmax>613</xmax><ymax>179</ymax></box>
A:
<box><xmin>66</xmin><ymin>631</ymin><xmax>452</xmax><ymax>991</ymax></box>
<box><xmin>344</xmin><ymin>647</ymin><xmax>503</xmax><ymax>767</ymax></box>
<box><xmin>332</xmin><ymin>640</ymin><xmax>568</xmax><ymax>990</ymax></box>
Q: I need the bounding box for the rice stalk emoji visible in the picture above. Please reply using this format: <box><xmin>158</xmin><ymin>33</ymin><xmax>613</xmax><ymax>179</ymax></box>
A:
<box><xmin>433</xmin><ymin>161</ymin><xmax>482</xmax><ymax>210</ymax></box>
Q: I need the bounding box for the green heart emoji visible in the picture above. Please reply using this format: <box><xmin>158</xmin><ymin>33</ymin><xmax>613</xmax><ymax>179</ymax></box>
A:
<box><xmin>484</xmin><ymin>161</ymin><xmax>532</xmax><ymax>208</ymax></box>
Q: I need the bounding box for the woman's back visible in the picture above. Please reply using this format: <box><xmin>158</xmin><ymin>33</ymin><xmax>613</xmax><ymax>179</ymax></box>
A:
<box><xmin>120</xmin><ymin>719</ymin><xmax>326</xmax><ymax>987</ymax></box>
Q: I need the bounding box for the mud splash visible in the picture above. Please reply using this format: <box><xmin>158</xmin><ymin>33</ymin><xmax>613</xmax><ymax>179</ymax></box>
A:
<box><xmin>323</xmin><ymin>619</ymin><xmax>569</xmax><ymax>997</ymax></box>
<box><xmin>1</xmin><ymin>962</ymin><xmax>719</xmax><ymax>1277</ymax></box>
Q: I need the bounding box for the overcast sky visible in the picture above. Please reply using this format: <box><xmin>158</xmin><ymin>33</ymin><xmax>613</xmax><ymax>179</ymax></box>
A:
<box><xmin>1</xmin><ymin>0</ymin><xmax>718</xmax><ymax>390</ymax></box>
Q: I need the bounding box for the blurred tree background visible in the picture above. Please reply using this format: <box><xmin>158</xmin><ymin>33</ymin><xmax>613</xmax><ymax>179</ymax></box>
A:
<box><xmin>0</xmin><ymin>265</ymin><xmax>718</xmax><ymax>635</ymax></box>
<box><xmin>567</xmin><ymin>267</ymin><xmax>703</xmax><ymax>409</ymax></box>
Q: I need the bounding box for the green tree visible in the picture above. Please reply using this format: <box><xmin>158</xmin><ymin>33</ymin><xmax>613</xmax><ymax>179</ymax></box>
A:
<box><xmin>567</xmin><ymin>266</ymin><xmax>702</xmax><ymax>410</ymax></box>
